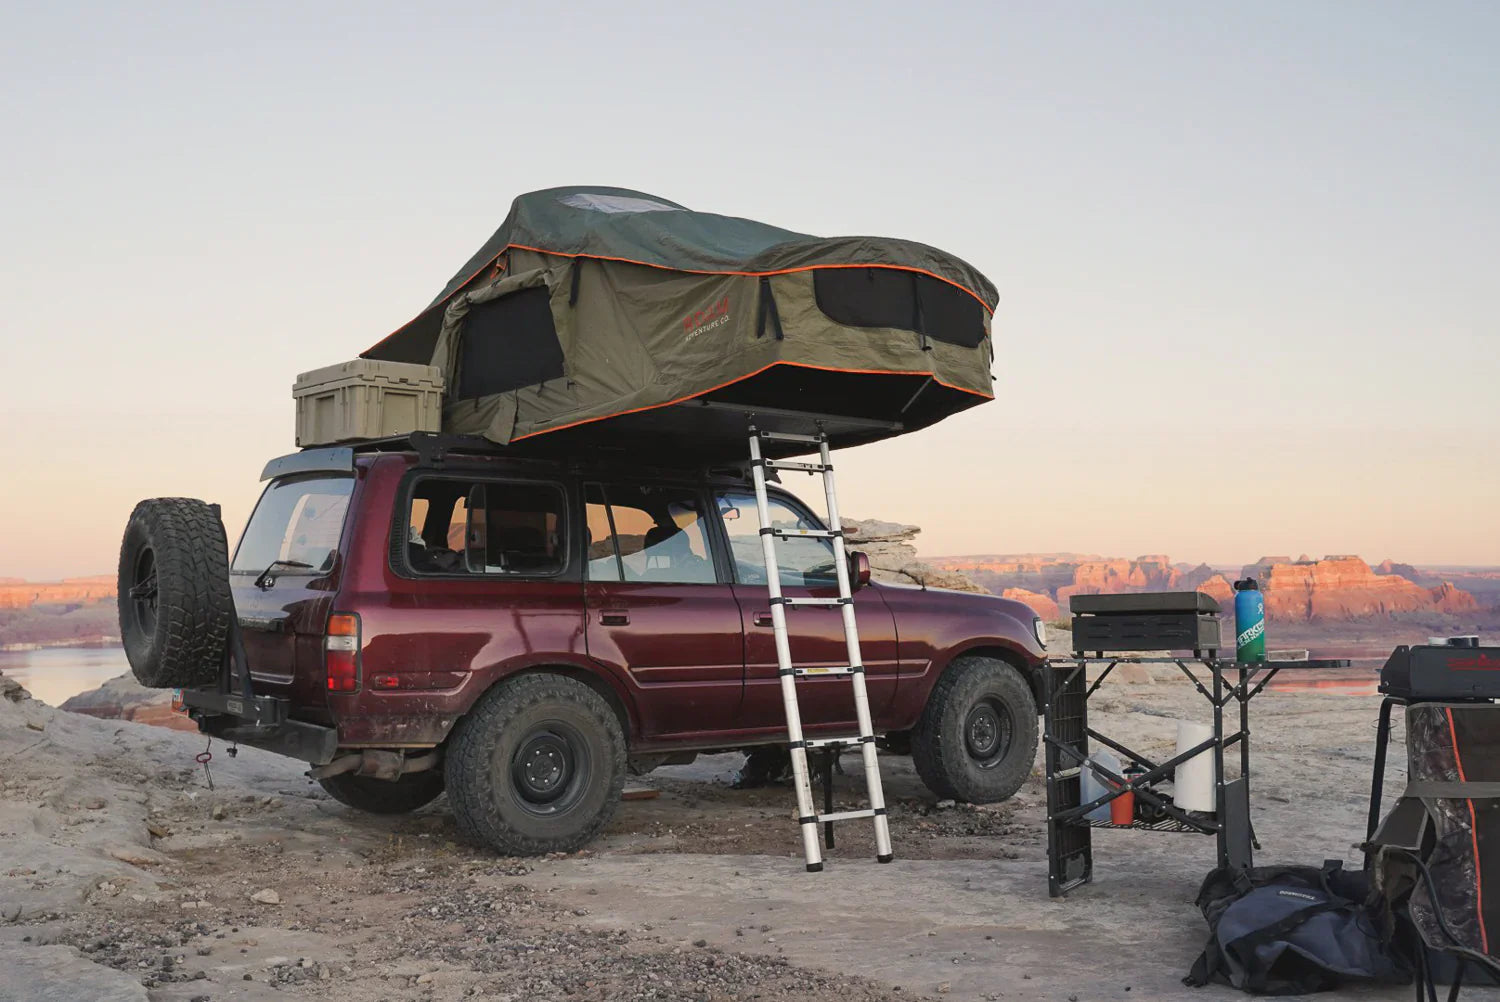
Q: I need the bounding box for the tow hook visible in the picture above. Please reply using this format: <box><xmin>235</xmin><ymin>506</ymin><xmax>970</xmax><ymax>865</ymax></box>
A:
<box><xmin>308</xmin><ymin>749</ymin><xmax>440</xmax><ymax>782</ymax></box>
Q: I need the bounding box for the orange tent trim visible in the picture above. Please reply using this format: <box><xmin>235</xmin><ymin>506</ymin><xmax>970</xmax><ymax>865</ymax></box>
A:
<box><xmin>507</xmin><ymin>360</ymin><xmax>992</xmax><ymax>444</ymax></box>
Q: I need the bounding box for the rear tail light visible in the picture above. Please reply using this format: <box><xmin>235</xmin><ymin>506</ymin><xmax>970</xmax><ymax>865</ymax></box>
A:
<box><xmin>326</xmin><ymin>612</ymin><xmax>360</xmax><ymax>692</ymax></box>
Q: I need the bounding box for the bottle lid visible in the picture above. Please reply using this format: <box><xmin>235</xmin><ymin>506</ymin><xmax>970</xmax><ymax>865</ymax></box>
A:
<box><xmin>1233</xmin><ymin>578</ymin><xmax>1259</xmax><ymax>592</ymax></box>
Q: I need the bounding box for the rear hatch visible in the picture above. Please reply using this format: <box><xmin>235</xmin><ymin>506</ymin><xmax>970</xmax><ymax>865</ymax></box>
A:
<box><xmin>229</xmin><ymin>473</ymin><xmax>356</xmax><ymax>718</ymax></box>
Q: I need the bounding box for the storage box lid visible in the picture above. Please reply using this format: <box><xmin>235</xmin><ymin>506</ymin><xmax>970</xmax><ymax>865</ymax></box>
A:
<box><xmin>295</xmin><ymin>358</ymin><xmax>443</xmax><ymax>391</ymax></box>
<box><xmin>1069</xmin><ymin>591</ymin><xmax>1221</xmax><ymax>615</ymax></box>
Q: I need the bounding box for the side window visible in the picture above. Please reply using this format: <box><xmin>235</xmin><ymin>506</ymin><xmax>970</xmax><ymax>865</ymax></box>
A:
<box><xmin>585</xmin><ymin>483</ymin><xmax>716</xmax><ymax>585</ymax></box>
<box><xmin>717</xmin><ymin>492</ymin><xmax>837</xmax><ymax>588</ymax></box>
<box><xmin>404</xmin><ymin>478</ymin><xmax>564</xmax><ymax>576</ymax></box>
<box><xmin>584</xmin><ymin>485</ymin><xmax>621</xmax><ymax>582</ymax></box>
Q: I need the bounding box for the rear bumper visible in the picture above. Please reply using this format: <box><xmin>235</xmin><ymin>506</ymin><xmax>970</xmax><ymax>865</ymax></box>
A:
<box><xmin>183</xmin><ymin>687</ymin><xmax>339</xmax><ymax>765</ymax></box>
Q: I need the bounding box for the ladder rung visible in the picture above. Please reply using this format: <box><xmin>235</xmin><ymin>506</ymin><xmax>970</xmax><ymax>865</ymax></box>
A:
<box><xmin>801</xmin><ymin>735</ymin><xmax>873</xmax><ymax>748</ymax></box>
<box><xmin>793</xmin><ymin>665</ymin><xmax>862</xmax><ymax>677</ymax></box>
<box><xmin>778</xmin><ymin>596</ymin><xmax>848</xmax><ymax>607</ymax></box>
<box><xmin>758</xmin><ymin>430</ymin><xmax>824</xmax><ymax>444</ymax></box>
<box><xmin>765</xmin><ymin>527</ymin><xmax>840</xmax><ymax>539</ymax></box>
<box><xmin>809</xmin><ymin>809</ymin><xmax>878</xmax><ymax>824</ymax></box>
<box><xmin>763</xmin><ymin>459</ymin><xmax>829</xmax><ymax>473</ymax></box>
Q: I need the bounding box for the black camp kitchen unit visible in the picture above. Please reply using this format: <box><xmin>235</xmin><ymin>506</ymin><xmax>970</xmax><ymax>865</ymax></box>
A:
<box><xmin>1044</xmin><ymin>592</ymin><xmax>1347</xmax><ymax>897</ymax></box>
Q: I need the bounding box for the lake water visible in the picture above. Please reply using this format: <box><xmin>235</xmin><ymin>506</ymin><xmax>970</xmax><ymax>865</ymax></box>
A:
<box><xmin>0</xmin><ymin>647</ymin><xmax>130</xmax><ymax>706</ymax></box>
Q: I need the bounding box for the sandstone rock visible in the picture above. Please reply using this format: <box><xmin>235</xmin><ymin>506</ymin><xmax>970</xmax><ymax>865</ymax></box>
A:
<box><xmin>1001</xmin><ymin>588</ymin><xmax>1059</xmax><ymax>621</ymax></box>
<box><xmin>843</xmin><ymin>519</ymin><xmax>986</xmax><ymax>593</ymax></box>
<box><xmin>1244</xmin><ymin>556</ymin><xmax>1480</xmax><ymax>622</ymax></box>
<box><xmin>61</xmin><ymin>674</ymin><xmax>196</xmax><ymax>733</ymax></box>
<box><xmin>1431</xmin><ymin>581</ymin><xmax>1480</xmax><ymax>615</ymax></box>
<box><xmin>250</xmin><ymin>888</ymin><xmax>281</xmax><ymax>905</ymax></box>
<box><xmin>4</xmin><ymin>944</ymin><xmax>148</xmax><ymax>1001</ymax></box>
<box><xmin>1376</xmin><ymin>560</ymin><xmax>1424</xmax><ymax>583</ymax></box>
<box><xmin>1</xmin><ymin>674</ymin><xmax>29</xmax><ymax>703</ymax></box>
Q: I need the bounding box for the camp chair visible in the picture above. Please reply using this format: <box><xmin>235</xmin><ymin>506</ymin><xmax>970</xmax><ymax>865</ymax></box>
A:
<box><xmin>1368</xmin><ymin>702</ymin><xmax>1500</xmax><ymax>1000</ymax></box>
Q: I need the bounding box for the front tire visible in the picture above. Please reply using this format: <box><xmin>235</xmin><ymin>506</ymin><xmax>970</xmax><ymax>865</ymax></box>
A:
<box><xmin>911</xmin><ymin>656</ymin><xmax>1038</xmax><ymax>803</ymax></box>
<box><xmin>318</xmin><ymin>771</ymin><xmax>445</xmax><ymax>815</ymax></box>
<box><xmin>445</xmin><ymin>674</ymin><xmax>625</xmax><ymax>855</ymax></box>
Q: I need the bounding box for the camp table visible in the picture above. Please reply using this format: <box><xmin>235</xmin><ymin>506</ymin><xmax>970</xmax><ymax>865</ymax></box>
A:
<box><xmin>1043</xmin><ymin>654</ymin><xmax>1349</xmax><ymax>897</ymax></box>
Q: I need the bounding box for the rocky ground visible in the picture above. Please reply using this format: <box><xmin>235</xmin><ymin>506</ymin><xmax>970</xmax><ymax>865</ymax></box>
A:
<box><xmin>0</xmin><ymin>667</ymin><xmax>1460</xmax><ymax>1002</ymax></box>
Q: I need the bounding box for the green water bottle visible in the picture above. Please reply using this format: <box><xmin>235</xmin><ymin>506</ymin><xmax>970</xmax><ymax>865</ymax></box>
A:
<box><xmin>1234</xmin><ymin>578</ymin><xmax>1266</xmax><ymax>663</ymax></box>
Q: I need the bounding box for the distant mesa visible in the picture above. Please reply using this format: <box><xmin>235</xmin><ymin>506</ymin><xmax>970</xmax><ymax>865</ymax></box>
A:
<box><xmin>0</xmin><ymin>575</ymin><xmax>116</xmax><ymax>610</ymax></box>
<box><xmin>931</xmin><ymin>551</ymin><xmax>1485</xmax><ymax>624</ymax></box>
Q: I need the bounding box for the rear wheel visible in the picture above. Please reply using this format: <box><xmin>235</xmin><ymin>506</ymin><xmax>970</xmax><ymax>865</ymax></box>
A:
<box><xmin>318</xmin><ymin>772</ymin><xmax>446</xmax><ymax>815</ymax></box>
<box><xmin>911</xmin><ymin>656</ymin><xmax>1038</xmax><ymax>803</ymax></box>
<box><xmin>117</xmin><ymin>498</ymin><xmax>233</xmax><ymax>689</ymax></box>
<box><xmin>445</xmin><ymin>674</ymin><xmax>625</xmax><ymax>855</ymax></box>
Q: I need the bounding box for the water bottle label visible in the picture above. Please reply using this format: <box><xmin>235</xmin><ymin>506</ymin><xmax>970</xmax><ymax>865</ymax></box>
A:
<box><xmin>1237</xmin><ymin>620</ymin><xmax>1265</xmax><ymax>647</ymax></box>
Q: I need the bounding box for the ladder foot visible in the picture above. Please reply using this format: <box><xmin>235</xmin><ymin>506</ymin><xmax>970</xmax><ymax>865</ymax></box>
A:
<box><xmin>877</xmin><ymin>853</ymin><xmax>894</xmax><ymax>864</ymax></box>
<box><xmin>806</xmin><ymin>861</ymin><xmax>825</xmax><ymax>873</ymax></box>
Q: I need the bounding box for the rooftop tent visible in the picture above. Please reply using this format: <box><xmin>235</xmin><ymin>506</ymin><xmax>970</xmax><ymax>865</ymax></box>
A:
<box><xmin>363</xmin><ymin>187</ymin><xmax>998</xmax><ymax>462</ymax></box>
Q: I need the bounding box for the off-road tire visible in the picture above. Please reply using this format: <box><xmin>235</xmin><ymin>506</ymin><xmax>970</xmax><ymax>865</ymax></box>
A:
<box><xmin>118</xmin><ymin>498</ymin><xmax>233</xmax><ymax>689</ymax></box>
<box><xmin>445</xmin><ymin>674</ymin><xmax>625</xmax><ymax>855</ymax></box>
<box><xmin>911</xmin><ymin>655</ymin><xmax>1038</xmax><ymax>803</ymax></box>
<box><xmin>318</xmin><ymin>772</ymin><xmax>446</xmax><ymax>815</ymax></box>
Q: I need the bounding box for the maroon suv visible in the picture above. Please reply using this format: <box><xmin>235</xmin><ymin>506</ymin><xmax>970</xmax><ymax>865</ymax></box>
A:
<box><xmin>119</xmin><ymin>437</ymin><xmax>1046</xmax><ymax>855</ymax></box>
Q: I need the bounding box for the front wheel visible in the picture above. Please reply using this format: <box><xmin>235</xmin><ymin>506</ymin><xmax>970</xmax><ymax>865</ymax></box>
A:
<box><xmin>911</xmin><ymin>656</ymin><xmax>1038</xmax><ymax>803</ymax></box>
<box><xmin>444</xmin><ymin>674</ymin><xmax>625</xmax><ymax>855</ymax></box>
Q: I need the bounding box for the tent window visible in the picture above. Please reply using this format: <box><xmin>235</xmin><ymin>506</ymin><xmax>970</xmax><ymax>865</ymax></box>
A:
<box><xmin>813</xmin><ymin>268</ymin><xmax>985</xmax><ymax>349</ymax></box>
<box><xmin>455</xmin><ymin>287</ymin><xmax>564</xmax><ymax>400</ymax></box>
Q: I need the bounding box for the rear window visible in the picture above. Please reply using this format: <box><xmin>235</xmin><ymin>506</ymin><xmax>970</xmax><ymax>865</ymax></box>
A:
<box><xmin>232</xmin><ymin>476</ymin><xmax>354</xmax><ymax>575</ymax></box>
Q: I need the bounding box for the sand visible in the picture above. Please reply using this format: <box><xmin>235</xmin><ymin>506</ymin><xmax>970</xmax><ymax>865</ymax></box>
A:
<box><xmin>0</xmin><ymin>668</ymin><xmax>1448</xmax><ymax>1001</ymax></box>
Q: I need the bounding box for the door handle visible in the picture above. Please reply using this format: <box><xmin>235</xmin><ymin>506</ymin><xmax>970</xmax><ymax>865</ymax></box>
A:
<box><xmin>754</xmin><ymin>612</ymin><xmax>773</xmax><ymax>627</ymax></box>
<box><xmin>600</xmin><ymin>611</ymin><xmax>630</xmax><ymax>626</ymax></box>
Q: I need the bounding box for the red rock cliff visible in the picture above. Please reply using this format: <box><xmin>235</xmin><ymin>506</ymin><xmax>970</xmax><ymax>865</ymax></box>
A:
<box><xmin>1248</xmin><ymin>556</ymin><xmax>1479</xmax><ymax>622</ymax></box>
<box><xmin>0</xmin><ymin>576</ymin><xmax>116</xmax><ymax>610</ymax></box>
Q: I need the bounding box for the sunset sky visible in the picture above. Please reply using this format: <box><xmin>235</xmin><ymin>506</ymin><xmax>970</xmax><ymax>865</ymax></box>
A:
<box><xmin>2</xmin><ymin>1</ymin><xmax>1496</xmax><ymax>582</ymax></box>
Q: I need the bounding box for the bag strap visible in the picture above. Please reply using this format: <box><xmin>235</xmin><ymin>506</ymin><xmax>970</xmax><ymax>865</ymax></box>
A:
<box><xmin>1403</xmin><ymin>780</ymin><xmax>1500</xmax><ymax>799</ymax></box>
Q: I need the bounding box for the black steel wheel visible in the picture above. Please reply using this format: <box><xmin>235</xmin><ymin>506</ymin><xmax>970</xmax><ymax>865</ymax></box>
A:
<box><xmin>911</xmin><ymin>656</ymin><xmax>1038</xmax><ymax>803</ymax></box>
<box><xmin>510</xmin><ymin>724</ymin><xmax>591</xmax><ymax>816</ymax></box>
<box><xmin>963</xmin><ymin>697</ymin><xmax>1016</xmax><ymax>768</ymax></box>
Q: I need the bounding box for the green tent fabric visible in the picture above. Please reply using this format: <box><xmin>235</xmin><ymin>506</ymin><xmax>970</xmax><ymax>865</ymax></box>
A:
<box><xmin>363</xmin><ymin>186</ymin><xmax>997</xmax><ymax>460</ymax></box>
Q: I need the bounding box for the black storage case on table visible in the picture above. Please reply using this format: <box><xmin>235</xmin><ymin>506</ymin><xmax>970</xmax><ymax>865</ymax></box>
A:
<box><xmin>1070</xmin><ymin>591</ymin><xmax>1222</xmax><ymax>655</ymax></box>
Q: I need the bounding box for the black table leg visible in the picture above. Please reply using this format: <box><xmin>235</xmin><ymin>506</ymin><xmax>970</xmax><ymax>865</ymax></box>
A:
<box><xmin>1367</xmin><ymin>697</ymin><xmax>1400</xmax><ymax>843</ymax></box>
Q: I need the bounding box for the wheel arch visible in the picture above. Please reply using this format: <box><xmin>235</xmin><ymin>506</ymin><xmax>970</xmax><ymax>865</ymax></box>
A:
<box><xmin>932</xmin><ymin>642</ymin><xmax>1045</xmax><ymax>715</ymax></box>
<box><xmin>447</xmin><ymin>661</ymin><xmax>638</xmax><ymax>749</ymax></box>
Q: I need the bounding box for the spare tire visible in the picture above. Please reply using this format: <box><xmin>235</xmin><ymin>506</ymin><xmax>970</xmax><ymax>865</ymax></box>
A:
<box><xmin>118</xmin><ymin>498</ymin><xmax>234</xmax><ymax>689</ymax></box>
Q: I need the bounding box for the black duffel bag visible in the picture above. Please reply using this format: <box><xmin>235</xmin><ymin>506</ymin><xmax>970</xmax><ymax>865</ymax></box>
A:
<box><xmin>1184</xmin><ymin>860</ymin><xmax>1409</xmax><ymax>994</ymax></box>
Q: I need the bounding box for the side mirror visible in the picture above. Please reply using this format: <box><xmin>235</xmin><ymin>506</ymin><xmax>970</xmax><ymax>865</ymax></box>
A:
<box><xmin>848</xmin><ymin>550</ymin><xmax>872</xmax><ymax>590</ymax></box>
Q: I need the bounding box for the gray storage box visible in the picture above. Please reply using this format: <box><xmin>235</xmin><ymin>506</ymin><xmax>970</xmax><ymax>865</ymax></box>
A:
<box><xmin>294</xmin><ymin>359</ymin><xmax>444</xmax><ymax>447</ymax></box>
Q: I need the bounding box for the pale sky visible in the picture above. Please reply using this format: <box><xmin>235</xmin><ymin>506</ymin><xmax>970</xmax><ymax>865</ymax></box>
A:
<box><xmin>2</xmin><ymin>1</ymin><xmax>1496</xmax><ymax>581</ymax></box>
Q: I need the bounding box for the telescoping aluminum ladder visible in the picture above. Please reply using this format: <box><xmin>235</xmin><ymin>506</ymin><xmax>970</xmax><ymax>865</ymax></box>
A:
<box><xmin>748</xmin><ymin>427</ymin><xmax>894</xmax><ymax>871</ymax></box>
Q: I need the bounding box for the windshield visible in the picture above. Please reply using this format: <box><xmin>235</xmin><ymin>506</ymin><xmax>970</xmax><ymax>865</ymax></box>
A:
<box><xmin>232</xmin><ymin>475</ymin><xmax>354</xmax><ymax>575</ymax></box>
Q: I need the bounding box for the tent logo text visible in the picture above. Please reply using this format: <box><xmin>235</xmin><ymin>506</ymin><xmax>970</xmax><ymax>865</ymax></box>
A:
<box><xmin>683</xmin><ymin>296</ymin><xmax>731</xmax><ymax>341</ymax></box>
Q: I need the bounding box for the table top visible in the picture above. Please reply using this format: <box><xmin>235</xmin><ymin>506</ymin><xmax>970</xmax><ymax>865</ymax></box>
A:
<box><xmin>1047</xmin><ymin>655</ymin><xmax>1352</xmax><ymax>670</ymax></box>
